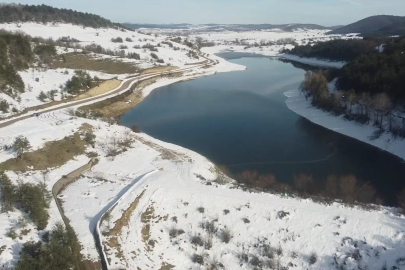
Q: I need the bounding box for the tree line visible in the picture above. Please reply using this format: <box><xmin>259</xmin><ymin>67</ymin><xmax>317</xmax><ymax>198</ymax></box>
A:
<box><xmin>234</xmin><ymin>170</ymin><xmax>382</xmax><ymax>206</ymax></box>
<box><xmin>286</xmin><ymin>36</ymin><xmax>405</xmax><ymax>101</ymax></box>
<box><xmin>301</xmin><ymin>70</ymin><xmax>405</xmax><ymax>138</ymax></box>
<box><xmin>283</xmin><ymin>38</ymin><xmax>386</xmax><ymax>62</ymax></box>
<box><xmin>0</xmin><ymin>3</ymin><xmax>124</xmax><ymax>29</ymax></box>
<box><xmin>0</xmin><ymin>172</ymin><xmax>51</xmax><ymax>230</ymax></box>
<box><xmin>0</xmin><ymin>30</ymin><xmax>58</xmax><ymax>110</ymax></box>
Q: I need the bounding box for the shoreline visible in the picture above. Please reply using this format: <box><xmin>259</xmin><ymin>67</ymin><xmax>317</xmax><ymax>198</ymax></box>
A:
<box><xmin>284</xmin><ymin>88</ymin><xmax>405</xmax><ymax>161</ymax></box>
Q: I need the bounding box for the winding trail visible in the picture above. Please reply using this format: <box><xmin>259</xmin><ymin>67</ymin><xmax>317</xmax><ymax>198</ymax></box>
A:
<box><xmin>0</xmin><ymin>56</ymin><xmax>215</xmax><ymax>129</ymax></box>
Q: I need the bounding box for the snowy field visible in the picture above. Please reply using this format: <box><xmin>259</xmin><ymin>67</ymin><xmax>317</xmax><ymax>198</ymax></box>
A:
<box><xmin>2</xmin><ymin>104</ymin><xmax>402</xmax><ymax>270</ymax></box>
<box><xmin>2</xmin><ymin>22</ymin><xmax>404</xmax><ymax>270</ymax></box>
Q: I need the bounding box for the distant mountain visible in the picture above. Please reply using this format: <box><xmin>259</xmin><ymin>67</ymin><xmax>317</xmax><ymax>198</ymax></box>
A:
<box><xmin>0</xmin><ymin>4</ymin><xmax>126</xmax><ymax>29</ymax></box>
<box><xmin>122</xmin><ymin>23</ymin><xmax>192</xmax><ymax>29</ymax></box>
<box><xmin>123</xmin><ymin>23</ymin><xmax>331</xmax><ymax>32</ymax></box>
<box><xmin>329</xmin><ymin>15</ymin><xmax>405</xmax><ymax>36</ymax></box>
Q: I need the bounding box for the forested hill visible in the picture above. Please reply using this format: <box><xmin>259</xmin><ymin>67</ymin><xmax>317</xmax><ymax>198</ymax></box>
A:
<box><xmin>286</xmin><ymin>35</ymin><xmax>405</xmax><ymax>100</ymax></box>
<box><xmin>0</xmin><ymin>4</ymin><xmax>125</xmax><ymax>29</ymax></box>
<box><xmin>329</xmin><ymin>15</ymin><xmax>405</xmax><ymax>36</ymax></box>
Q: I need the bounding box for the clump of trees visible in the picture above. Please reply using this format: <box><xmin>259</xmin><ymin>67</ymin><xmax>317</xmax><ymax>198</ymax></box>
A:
<box><xmin>79</xmin><ymin>43</ymin><xmax>141</xmax><ymax>60</ymax></box>
<box><xmin>64</xmin><ymin>70</ymin><xmax>100</xmax><ymax>95</ymax></box>
<box><xmin>0</xmin><ymin>172</ymin><xmax>51</xmax><ymax>229</ymax></box>
<box><xmin>283</xmin><ymin>38</ymin><xmax>382</xmax><ymax>61</ymax></box>
<box><xmin>150</xmin><ymin>52</ymin><xmax>159</xmax><ymax>60</ymax></box>
<box><xmin>337</xmin><ymin>52</ymin><xmax>405</xmax><ymax>100</ymax></box>
<box><xmin>0</xmin><ymin>99</ymin><xmax>9</xmax><ymax>113</ymax></box>
<box><xmin>300</xmin><ymin>70</ymin><xmax>405</xmax><ymax>137</ymax></box>
<box><xmin>111</xmin><ymin>37</ymin><xmax>123</xmax><ymax>43</ymax></box>
<box><xmin>142</xmin><ymin>43</ymin><xmax>158</xmax><ymax>51</ymax></box>
<box><xmin>12</xmin><ymin>136</ymin><xmax>31</xmax><ymax>159</ymax></box>
<box><xmin>0</xmin><ymin>30</ymin><xmax>32</xmax><ymax>98</ymax></box>
<box><xmin>16</xmin><ymin>223</ymin><xmax>79</xmax><ymax>270</ymax></box>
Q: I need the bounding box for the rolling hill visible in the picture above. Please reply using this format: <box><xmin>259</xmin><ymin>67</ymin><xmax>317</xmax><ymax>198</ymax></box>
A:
<box><xmin>329</xmin><ymin>15</ymin><xmax>405</xmax><ymax>36</ymax></box>
<box><xmin>0</xmin><ymin>4</ymin><xmax>126</xmax><ymax>29</ymax></box>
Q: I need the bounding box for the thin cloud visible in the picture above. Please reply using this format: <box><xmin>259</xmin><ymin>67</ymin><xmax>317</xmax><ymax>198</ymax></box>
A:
<box><xmin>340</xmin><ymin>0</ymin><xmax>363</xmax><ymax>6</ymax></box>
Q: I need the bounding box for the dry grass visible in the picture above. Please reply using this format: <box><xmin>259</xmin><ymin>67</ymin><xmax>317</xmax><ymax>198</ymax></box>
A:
<box><xmin>141</xmin><ymin>66</ymin><xmax>179</xmax><ymax>75</ymax></box>
<box><xmin>73</xmin><ymin>79</ymin><xmax>121</xmax><ymax>101</ymax></box>
<box><xmin>109</xmin><ymin>191</ymin><xmax>145</xmax><ymax>236</ymax></box>
<box><xmin>159</xmin><ymin>262</ymin><xmax>175</xmax><ymax>270</ymax></box>
<box><xmin>141</xmin><ymin>205</ymin><xmax>155</xmax><ymax>243</ymax></box>
<box><xmin>136</xmin><ymin>136</ymin><xmax>188</xmax><ymax>162</ymax></box>
<box><xmin>103</xmin><ymin>191</ymin><xmax>144</xmax><ymax>267</ymax></box>
<box><xmin>0</xmin><ymin>128</ymin><xmax>89</xmax><ymax>172</ymax></box>
<box><xmin>81</xmin><ymin>260</ymin><xmax>102</xmax><ymax>270</ymax></box>
<box><xmin>52</xmin><ymin>53</ymin><xmax>139</xmax><ymax>74</ymax></box>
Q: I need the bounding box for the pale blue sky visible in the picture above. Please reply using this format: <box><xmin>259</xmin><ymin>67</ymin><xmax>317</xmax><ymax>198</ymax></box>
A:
<box><xmin>14</xmin><ymin>0</ymin><xmax>405</xmax><ymax>26</ymax></box>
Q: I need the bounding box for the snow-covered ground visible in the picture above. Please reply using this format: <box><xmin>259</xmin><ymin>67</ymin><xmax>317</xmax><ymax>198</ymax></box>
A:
<box><xmin>2</xmin><ymin>104</ymin><xmax>403</xmax><ymax>270</ymax></box>
<box><xmin>2</xmin><ymin>23</ymin><xmax>404</xmax><ymax>270</ymax></box>
<box><xmin>0</xmin><ymin>22</ymin><xmax>204</xmax><ymax>68</ymax></box>
<box><xmin>0</xmin><ymin>68</ymin><xmax>122</xmax><ymax>118</ymax></box>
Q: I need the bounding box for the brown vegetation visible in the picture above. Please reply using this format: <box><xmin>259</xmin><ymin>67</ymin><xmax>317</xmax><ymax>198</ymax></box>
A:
<box><xmin>0</xmin><ymin>128</ymin><xmax>90</xmax><ymax>171</ymax></box>
<box><xmin>235</xmin><ymin>169</ymin><xmax>380</xmax><ymax>206</ymax></box>
<box><xmin>51</xmin><ymin>52</ymin><xmax>139</xmax><ymax>74</ymax></box>
<box><xmin>79</xmin><ymin>72</ymin><xmax>182</xmax><ymax>118</ymax></box>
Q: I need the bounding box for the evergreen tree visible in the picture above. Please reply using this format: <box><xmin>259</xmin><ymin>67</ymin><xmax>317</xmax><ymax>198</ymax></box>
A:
<box><xmin>12</xmin><ymin>136</ymin><xmax>31</xmax><ymax>159</ymax></box>
<box><xmin>0</xmin><ymin>172</ymin><xmax>16</xmax><ymax>212</ymax></box>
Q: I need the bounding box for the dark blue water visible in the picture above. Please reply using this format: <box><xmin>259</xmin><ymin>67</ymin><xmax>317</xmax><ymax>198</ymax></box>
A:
<box><xmin>121</xmin><ymin>54</ymin><xmax>405</xmax><ymax>205</ymax></box>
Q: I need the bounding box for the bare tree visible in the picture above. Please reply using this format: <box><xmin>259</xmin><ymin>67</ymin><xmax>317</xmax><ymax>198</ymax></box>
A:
<box><xmin>359</xmin><ymin>92</ymin><xmax>371</xmax><ymax>117</ymax></box>
<box><xmin>339</xmin><ymin>175</ymin><xmax>357</xmax><ymax>204</ymax></box>
<box><xmin>325</xmin><ymin>175</ymin><xmax>338</xmax><ymax>199</ymax></box>
<box><xmin>293</xmin><ymin>173</ymin><xmax>314</xmax><ymax>196</ymax></box>
<box><xmin>397</xmin><ymin>188</ymin><xmax>405</xmax><ymax>211</ymax></box>
<box><xmin>372</xmin><ymin>93</ymin><xmax>392</xmax><ymax>127</ymax></box>
<box><xmin>346</xmin><ymin>89</ymin><xmax>357</xmax><ymax>115</ymax></box>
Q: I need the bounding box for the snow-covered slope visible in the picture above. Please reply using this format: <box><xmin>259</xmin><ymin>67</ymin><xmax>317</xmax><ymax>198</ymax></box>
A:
<box><xmin>1</xmin><ymin>104</ymin><xmax>403</xmax><ymax>270</ymax></box>
<box><xmin>0</xmin><ymin>22</ymin><xmax>203</xmax><ymax>68</ymax></box>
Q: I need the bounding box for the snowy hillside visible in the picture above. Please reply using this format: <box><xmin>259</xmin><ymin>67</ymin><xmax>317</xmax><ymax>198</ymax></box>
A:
<box><xmin>0</xmin><ymin>22</ymin><xmax>207</xmax><ymax>119</ymax></box>
<box><xmin>1</xmin><ymin>17</ymin><xmax>404</xmax><ymax>270</ymax></box>
<box><xmin>0</xmin><ymin>22</ymin><xmax>203</xmax><ymax>68</ymax></box>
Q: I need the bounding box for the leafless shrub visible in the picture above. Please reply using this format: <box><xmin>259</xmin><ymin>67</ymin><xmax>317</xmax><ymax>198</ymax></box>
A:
<box><xmin>309</xmin><ymin>252</ymin><xmax>317</xmax><ymax>265</ymax></box>
<box><xmin>168</xmin><ymin>227</ymin><xmax>185</xmax><ymax>238</ymax></box>
<box><xmin>218</xmin><ymin>228</ymin><xmax>232</xmax><ymax>244</ymax></box>
<box><xmin>191</xmin><ymin>253</ymin><xmax>204</xmax><ymax>264</ymax></box>
<box><xmin>130</xmin><ymin>124</ymin><xmax>141</xmax><ymax>133</ymax></box>
<box><xmin>223</xmin><ymin>209</ymin><xmax>230</xmax><ymax>215</ymax></box>
<box><xmin>65</xmin><ymin>107</ymin><xmax>76</xmax><ymax>116</ymax></box>
<box><xmin>190</xmin><ymin>234</ymin><xmax>204</xmax><ymax>246</ymax></box>
<box><xmin>340</xmin><ymin>175</ymin><xmax>356</xmax><ymax>204</ymax></box>
<box><xmin>197</xmin><ymin>207</ymin><xmax>205</xmax><ymax>213</ymax></box>
<box><xmin>199</xmin><ymin>220</ymin><xmax>218</xmax><ymax>236</ymax></box>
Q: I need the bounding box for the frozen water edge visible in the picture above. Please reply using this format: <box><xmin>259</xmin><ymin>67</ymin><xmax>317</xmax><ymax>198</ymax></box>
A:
<box><xmin>285</xmin><ymin>88</ymin><xmax>405</xmax><ymax>161</ymax></box>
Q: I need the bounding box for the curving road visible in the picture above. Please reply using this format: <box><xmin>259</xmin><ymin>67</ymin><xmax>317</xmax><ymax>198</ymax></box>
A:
<box><xmin>0</xmin><ymin>56</ymin><xmax>215</xmax><ymax>129</ymax></box>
